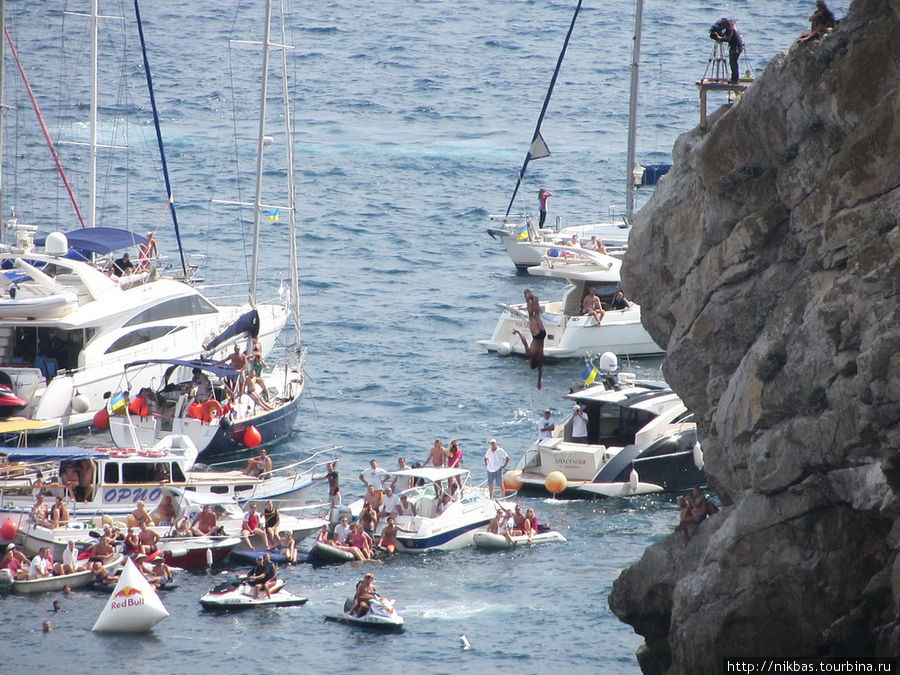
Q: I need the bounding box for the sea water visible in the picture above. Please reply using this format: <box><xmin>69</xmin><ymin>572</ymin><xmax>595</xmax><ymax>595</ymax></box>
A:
<box><xmin>0</xmin><ymin>1</ymin><xmax>846</xmax><ymax>672</ymax></box>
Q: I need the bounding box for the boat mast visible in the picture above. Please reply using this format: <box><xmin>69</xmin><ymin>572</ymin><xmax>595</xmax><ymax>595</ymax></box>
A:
<box><xmin>248</xmin><ymin>0</ymin><xmax>274</xmax><ymax>308</ymax></box>
<box><xmin>625</xmin><ymin>0</ymin><xmax>643</xmax><ymax>225</ymax></box>
<box><xmin>88</xmin><ymin>0</ymin><xmax>99</xmax><ymax>229</ymax></box>
<box><xmin>0</xmin><ymin>0</ymin><xmax>5</xmax><ymax>242</ymax></box>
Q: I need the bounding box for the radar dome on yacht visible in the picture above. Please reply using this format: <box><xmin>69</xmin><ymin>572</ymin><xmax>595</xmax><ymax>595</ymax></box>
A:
<box><xmin>44</xmin><ymin>232</ymin><xmax>69</xmax><ymax>256</ymax></box>
<box><xmin>598</xmin><ymin>352</ymin><xmax>618</xmax><ymax>372</ymax></box>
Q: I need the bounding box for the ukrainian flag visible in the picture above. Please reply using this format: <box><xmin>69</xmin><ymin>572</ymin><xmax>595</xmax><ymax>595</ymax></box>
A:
<box><xmin>109</xmin><ymin>391</ymin><xmax>129</xmax><ymax>415</ymax></box>
<box><xmin>516</xmin><ymin>227</ymin><xmax>529</xmax><ymax>241</ymax></box>
<box><xmin>265</xmin><ymin>209</ymin><xmax>279</xmax><ymax>223</ymax></box>
<box><xmin>583</xmin><ymin>367</ymin><xmax>599</xmax><ymax>386</ymax></box>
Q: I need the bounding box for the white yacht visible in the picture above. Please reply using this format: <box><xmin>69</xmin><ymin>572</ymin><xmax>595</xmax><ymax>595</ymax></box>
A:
<box><xmin>478</xmin><ymin>246</ymin><xmax>663</xmax><ymax>359</ymax></box>
<box><xmin>0</xmin><ymin>226</ymin><xmax>287</xmax><ymax>434</ymax></box>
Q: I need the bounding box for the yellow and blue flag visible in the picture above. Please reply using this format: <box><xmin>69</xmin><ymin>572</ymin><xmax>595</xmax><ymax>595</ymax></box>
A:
<box><xmin>266</xmin><ymin>209</ymin><xmax>279</xmax><ymax>223</ymax></box>
<box><xmin>109</xmin><ymin>391</ymin><xmax>128</xmax><ymax>415</ymax></box>
<box><xmin>583</xmin><ymin>366</ymin><xmax>599</xmax><ymax>386</ymax></box>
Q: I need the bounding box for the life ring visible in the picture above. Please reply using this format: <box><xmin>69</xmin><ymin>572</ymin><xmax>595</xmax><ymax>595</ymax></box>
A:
<box><xmin>139</xmin><ymin>449</ymin><xmax>166</xmax><ymax>459</ymax></box>
<box><xmin>110</xmin><ymin>448</ymin><xmax>137</xmax><ymax>458</ymax></box>
<box><xmin>202</xmin><ymin>399</ymin><xmax>224</xmax><ymax>423</ymax></box>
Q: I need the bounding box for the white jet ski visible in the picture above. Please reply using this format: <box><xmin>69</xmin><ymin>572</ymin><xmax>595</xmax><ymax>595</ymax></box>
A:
<box><xmin>325</xmin><ymin>596</ymin><xmax>405</xmax><ymax>631</ymax></box>
<box><xmin>199</xmin><ymin>578</ymin><xmax>308</xmax><ymax>610</ymax></box>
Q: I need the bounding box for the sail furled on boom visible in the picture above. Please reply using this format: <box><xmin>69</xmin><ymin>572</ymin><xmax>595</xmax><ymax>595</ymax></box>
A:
<box><xmin>504</xmin><ymin>0</ymin><xmax>583</xmax><ymax>218</ymax></box>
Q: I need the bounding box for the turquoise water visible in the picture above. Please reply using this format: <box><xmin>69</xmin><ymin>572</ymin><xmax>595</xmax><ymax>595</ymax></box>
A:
<box><xmin>1</xmin><ymin>0</ymin><xmax>846</xmax><ymax>671</ymax></box>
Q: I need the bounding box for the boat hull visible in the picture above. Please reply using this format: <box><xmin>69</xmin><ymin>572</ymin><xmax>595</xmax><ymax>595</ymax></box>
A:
<box><xmin>0</xmin><ymin>553</ymin><xmax>123</xmax><ymax>594</ymax></box>
<box><xmin>473</xmin><ymin>530</ymin><xmax>567</xmax><ymax>550</ymax></box>
<box><xmin>160</xmin><ymin>536</ymin><xmax>241</xmax><ymax>569</ymax></box>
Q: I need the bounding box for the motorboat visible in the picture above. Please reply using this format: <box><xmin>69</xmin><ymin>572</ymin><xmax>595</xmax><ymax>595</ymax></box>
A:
<box><xmin>473</xmin><ymin>529</ymin><xmax>567</xmax><ymax>550</ymax></box>
<box><xmin>478</xmin><ymin>246</ymin><xmax>663</xmax><ymax>359</ymax></box>
<box><xmin>0</xmin><ymin>226</ymin><xmax>288</xmax><ymax>435</ymax></box>
<box><xmin>107</xmin><ymin>357</ymin><xmax>305</xmax><ymax>462</ymax></box>
<box><xmin>325</xmin><ymin>595</ymin><xmax>405</xmax><ymax>631</ymax></box>
<box><xmin>199</xmin><ymin>577</ymin><xmax>308</xmax><ymax>610</ymax></box>
<box><xmin>350</xmin><ymin>467</ymin><xmax>516</xmax><ymax>552</ymax></box>
<box><xmin>509</xmin><ymin>353</ymin><xmax>706</xmax><ymax>498</ymax></box>
<box><xmin>308</xmin><ymin>540</ymin><xmax>358</xmax><ymax>565</ymax></box>
<box><xmin>159</xmin><ymin>535</ymin><xmax>242</xmax><ymax>570</ymax></box>
<box><xmin>0</xmin><ymin>552</ymin><xmax>123</xmax><ymax>594</ymax></box>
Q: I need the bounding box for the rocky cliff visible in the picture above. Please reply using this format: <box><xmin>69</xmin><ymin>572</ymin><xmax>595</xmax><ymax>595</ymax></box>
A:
<box><xmin>610</xmin><ymin>0</ymin><xmax>900</xmax><ymax>671</ymax></box>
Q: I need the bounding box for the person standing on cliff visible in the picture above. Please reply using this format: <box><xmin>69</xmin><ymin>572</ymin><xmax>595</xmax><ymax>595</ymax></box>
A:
<box><xmin>537</xmin><ymin>188</ymin><xmax>553</xmax><ymax>228</ymax></box>
<box><xmin>710</xmin><ymin>18</ymin><xmax>743</xmax><ymax>84</ymax></box>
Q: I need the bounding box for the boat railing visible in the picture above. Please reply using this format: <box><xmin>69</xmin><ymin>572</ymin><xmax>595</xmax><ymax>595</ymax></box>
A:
<box><xmin>204</xmin><ymin>444</ymin><xmax>341</xmax><ymax>482</ymax></box>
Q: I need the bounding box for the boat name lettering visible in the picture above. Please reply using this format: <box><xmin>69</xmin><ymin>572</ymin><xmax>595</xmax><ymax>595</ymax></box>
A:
<box><xmin>555</xmin><ymin>458</ymin><xmax>587</xmax><ymax>465</ymax></box>
<box><xmin>103</xmin><ymin>487</ymin><xmax>162</xmax><ymax>504</ymax></box>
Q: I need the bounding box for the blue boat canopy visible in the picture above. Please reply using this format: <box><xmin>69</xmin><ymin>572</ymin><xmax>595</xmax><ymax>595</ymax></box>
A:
<box><xmin>35</xmin><ymin>228</ymin><xmax>149</xmax><ymax>257</ymax></box>
<box><xmin>124</xmin><ymin>358</ymin><xmax>239</xmax><ymax>380</ymax></box>
<box><xmin>3</xmin><ymin>446</ymin><xmax>110</xmax><ymax>462</ymax></box>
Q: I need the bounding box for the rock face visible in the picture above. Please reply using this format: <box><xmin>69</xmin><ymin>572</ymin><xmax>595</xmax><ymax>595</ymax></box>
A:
<box><xmin>610</xmin><ymin>0</ymin><xmax>900</xmax><ymax>671</ymax></box>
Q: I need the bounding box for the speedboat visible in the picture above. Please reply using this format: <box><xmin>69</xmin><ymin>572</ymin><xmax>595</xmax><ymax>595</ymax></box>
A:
<box><xmin>325</xmin><ymin>595</ymin><xmax>405</xmax><ymax>631</ymax></box>
<box><xmin>350</xmin><ymin>467</ymin><xmax>515</xmax><ymax>552</ymax></box>
<box><xmin>107</xmin><ymin>357</ymin><xmax>305</xmax><ymax>462</ymax></box>
<box><xmin>509</xmin><ymin>353</ymin><xmax>706</xmax><ymax>498</ymax></box>
<box><xmin>0</xmin><ymin>552</ymin><xmax>123</xmax><ymax>594</ymax></box>
<box><xmin>478</xmin><ymin>246</ymin><xmax>663</xmax><ymax>359</ymax></box>
<box><xmin>0</xmin><ymin>225</ymin><xmax>288</xmax><ymax>435</ymax></box>
<box><xmin>159</xmin><ymin>535</ymin><xmax>242</xmax><ymax>570</ymax></box>
<box><xmin>199</xmin><ymin>578</ymin><xmax>308</xmax><ymax>610</ymax></box>
<box><xmin>473</xmin><ymin>530</ymin><xmax>567</xmax><ymax>550</ymax></box>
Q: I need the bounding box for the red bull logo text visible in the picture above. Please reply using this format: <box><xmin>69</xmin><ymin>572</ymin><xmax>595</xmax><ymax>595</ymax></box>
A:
<box><xmin>111</xmin><ymin>586</ymin><xmax>145</xmax><ymax>609</ymax></box>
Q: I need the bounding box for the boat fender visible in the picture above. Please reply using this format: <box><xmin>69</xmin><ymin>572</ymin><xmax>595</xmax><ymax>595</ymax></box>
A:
<box><xmin>629</xmin><ymin>468</ymin><xmax>639</xmax><ymax>493</ymax></box>
<box><xmin>693</xmin><ymin>441</ymin><xmax>705</xmax><ymax>471</ymax></box>
<box><xmin>206</xmin><ymin>548</ymin><xmax>213</xmax><ymax>567</ymax></box>
<box><xmin>497</xmin><ymin>342</ymin><xmax>512</xmax><ymax>356</ymax></box>
<box><xmin>72</xmin><ymin>393</ymin><xmax>91</xmax><ymax>414</ymax></box>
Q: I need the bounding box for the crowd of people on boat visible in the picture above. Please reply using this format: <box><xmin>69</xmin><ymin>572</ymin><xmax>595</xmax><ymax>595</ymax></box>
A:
<box><xmin>487</xmin><ymin>504</ymin><xmax>540</xmax><ymax>543</ymax></box>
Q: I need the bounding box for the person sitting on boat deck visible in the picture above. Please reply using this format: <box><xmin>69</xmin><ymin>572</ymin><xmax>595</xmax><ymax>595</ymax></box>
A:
<box><xmin>131</xmin><ymin>500</ymin><xmax>153</xmax><ymax>528</ymax></box>
<box><xmin>152</xmin><ymin>495</ymin><xmax>177</xmax><ymax>526</ymax></box>
<box><xmin>315</xmin><ymin>462</ymin><xmax>341</xmax><ymax>506</ymax></box>
<box><xmin>359</xmin><ymin>502</ymin><xmax>379</xmax><ymax>537</ymax></box>
<box><xmin>123</xmin><ymin>528</ymin><xmax>142</xmax><ymax>559</ymax></box>
<box><xmin>509</xmin><ymin>504</ymin><xmax>527</xmax><ymax>536</ymax></box>
<box><xmin>244</xmin><ymin>448</ymin><xmax>273</xmax><ymax>477</ymax></box>
<box><xmin>566</xmin><ymin>234</ymin><xmax>581</xmax><ymax>248</ymax></box>
<box><xmin>29</xmin><ymin>547</ymin><xmax>60</xmax><ymax>579</ymax></box>
<box><xmin>348</xmin><ymin>522</ymin><xmax>374</xmax><ymax>560</ymax></box>
<box><xmin>582</xmin><ymin>287</ymin><xmax>605</xmax><ymax>326</ymax></box>
<box><xmin>174</xmin><ymin>516</ymin><xmax>192</xmax><ymax>536</ymax></box>
<box><xmin>241</xmin><ymin>502</ymin><xmax>270</xmax><ymax>550</ymax></box>
<box><xmin>244</xmin><ymin>374</ymin><xmax>274</xmax><ymax>412</ymax></box>
<box><xmin>487</xmin><ymin>507</ymin><xmax>510</xmax><ymax>535</ymax></box>
<box><xmin>91</xmin><ymin>559</ymin><xmax>119</xmax><ymax>585</ymax></box>
<box><xmin>78</xmin><ymin>459</ymin><xmax>95</xmax><ymax>502</ymax></box>
<box><xmin>359</xmin><ymin>459</ymin><xmax>390</xmax><ymax>504</ymax></box>
<box><xmin>190</xmin><ymin>368</ymin><xmax>214</xmax><ymax>404</ymax></box>
<box><xmin>584</xmin><ymin>235</ymin><xmax>608</xmax><ymax>254</ymax></box>
<box><xmin>571</xmin><ymin>405</ymin><xmax>589</xmax><ymax>443</ymax></box>
<box><xmin>138</xmin><ymin>522</ymin><xmax>160</xmax><ymax>556</ymax></box>
<box><xmin>112</xmin><ymin>252</ymin><xmax>134</xmax><ymax>276</ymax></box>
<box><xmin>523</xmin><ymin>508</ymin><xmax>539</xmax><ymax>541</ymax></box>
<box><xmin>436</xmin><ymin>492</ymin><xmax>453</xmax><ymax>516</ymax></box>
<box><xmin>611</xmin><ymin>290</ymin><xmax>630</xmax><ymax>311</ymax></box>
<box><xmin>424</xmin><ymin>438</ymin><xmax>446</xmax><ymax>467</ymax></box>
<box><xmin>191</xmin><ymin>504</ymin><xmax>224</xmax><ymax>536</ymax></box>
<box><xmin>264</xmin><ymin>500</ymin><xmax>281</xmax><ymax>545</ymax></box>
<box><xmin>247</xmin><ymin>552</ymin><xmax>278</xmax><ymax>600</ymax></box>
<box><xmin>378</xmin><ymin>517</ymin><xmax>416</xmax><ymax>556</ymax></box>
<box><xmin>60</xmin><ymin>462</ymin><xmax>80</xmax><ymax>500</ymax></box>
<box><xmin>88</xmin><ymin>535</ymin><xmax>116</xmax><ymax>564</ymax></box>
<box><xmin>51</xmin><ymin>495</ymin><xmax>69</xmax><ymax>528</ymax></box>
<box><xmin>31</xmin><ymin>493</ymin><xmax>52</xmax><ymax>528</ymax></box>
<box><xmin>333</xmin><ymin>516</ymin><xmax>352</xmax><ymax>545</ymax></box>
<box><xmin>141</xmin><ymin>557</ymin><xmax>174</xmax><ymax>589</ymax></box>
<box><xmin>447</xmin><ymin>480</ymin><xmax>461</xmax><ymax>502</ymax></box>
<box><xmin>800</xmin><ymin>0</ymin><xmax>835</xmax><ymax>42</ymax></box>
<box><xmin>350</xmin><ymin>573</ymin><xmax>377</xmax><ymax>617</ymax></box>
<box><xmin>379</xmin><ymin>485</ymin><xmax>402</xmax><ymax>519</ymax></box>
<box><xmin>279</xmin><ymin>530</ymin><xmax>298</xmax><ymax>564</ymax></box>
<box><xmin>484</xmin><ymin>439</ymin><xmax>511</xmax><ymax>500</ymax></box>
<box><xmin>513</xmin><ymin>289</ymin><xmax>547</xmax><ymax>390</ymax></box>
<box><xmin>0</xmin><ymin>544</ymin><xmax>30</xmax><ymax>580</ymax></box>
<box><xmin>61</xmin><ymin>540</ymin><xmax>84</xmax><ymax>574</ymax></box>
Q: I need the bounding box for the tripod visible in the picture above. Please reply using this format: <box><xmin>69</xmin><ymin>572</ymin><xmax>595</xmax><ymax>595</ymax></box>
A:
<box><xmin>702</xmin><ymin>41</ymin><xmax>732</xmax><ymax>82</ymax></box>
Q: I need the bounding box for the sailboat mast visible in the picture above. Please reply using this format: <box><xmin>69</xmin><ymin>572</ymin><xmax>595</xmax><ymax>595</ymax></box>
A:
<box><xmin>276</xmin><ymin>0</ymin><xmax>300</xmax><ymax>345</ymax></box>
<box><xmin>88</xmin><ymin>0</ymin><xmax>99</xmax><ymax>229</ymax></box>
<box><xmin>248</xmin><ymin>0</ymin><xmax>274</xmax><ymax>308</ymax></box>
<box><xmin>625</xmin><ymin>0</ymin><xmax>643</xmax><ymax>225</ymax></box>
<box><xmin>0</xmin><ymin>0</ymin><xmax>5</xmax><ymax>242</ymax></box>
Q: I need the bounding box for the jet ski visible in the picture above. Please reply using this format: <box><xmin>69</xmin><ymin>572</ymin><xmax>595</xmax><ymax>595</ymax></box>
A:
<box><xmin>199</xmin><ymin>578</ymin><xmax>308</xmax><ymax>610</ymax></box>
<box><xmin>325</xmin><ymin>595</ymin><xmax>405</xmax><ymax>631</ymax></box>
<box><xmin>0</xmin><ymin>384</ymin><xmax>27</xmax><ymax>418</ymax></box>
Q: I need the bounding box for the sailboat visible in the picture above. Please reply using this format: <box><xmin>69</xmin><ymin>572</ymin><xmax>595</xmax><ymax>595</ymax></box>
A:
<box><xmin>487</xmin><ymin>0</ymin><xmax>669</xmax><ymax>272</ymax></box>
<box><xmin>0</xmin><ymin>3</ymin><xmax>288</xmax><ymax>437</ymax></box>
<box><xmin>107</xmin><ymin>0</ymin><xmax>305</xmax><ymax>461</ymax></box>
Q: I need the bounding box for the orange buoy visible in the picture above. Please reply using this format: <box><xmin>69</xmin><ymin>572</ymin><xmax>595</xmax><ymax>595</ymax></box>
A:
<box><xmin>544</xmin><ymin>471</ymin><xmax>567</xmax><ymax>496</ymax></box>
<box><xmin>0</xmin><ymin>518</ymin><xmax>17</xmax><ymax>541</ymax></box>
<box><xmin>503</xmin><ymin>469</ymin><xmax>523</xmax><ymax>491</ymax></box>
<box><xmin>187</xmin><ymin>402</ymin><xmax>204</xmax><ymax>420</ymax></box>
<box><xmin>93</xmin><ymin>408</ymin><xmax>110</xmax><ymax>430</ymax></box>
<box><xmin>243</xmin><ymin>425</ymin><xmax>262</xmax><ymax>448</ymax></box>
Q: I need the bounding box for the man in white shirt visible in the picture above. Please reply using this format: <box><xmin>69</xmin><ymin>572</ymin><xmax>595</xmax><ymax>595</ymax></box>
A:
<box><xmin>359</xmin><ymin>459</ymin><xmax>390</xmax><ymax>504</ymax></box>
<box><xmin>333</xmin><ymin>516</ymin><xmax>352</xmax><ymax>544</ymax></box>
<box><xmin>571</xmin><ymin>405</ymin><xmax>589</xmax><ymax>443</ymax></box>
<box><xmin>61</xmin><ymin>540</ymin><xmax>83</xmax><ymax>574</ymax></box>
<box><xmin>380</xmin><ymin>486</ymin><xmax>402</xmax><ymax>518</ymax></box>
<box><xmin>484</xmin><ymin>439</ymin><xmax>510</xmax><ymax>500</ymax></box>
<box><xmin>29</xmin><ymin>547</ymin><xmax>55</xmax><ymax>579</ymax></box>
<box><xmin>538</xmin><ymin>410</ymin><xmax>555</xmax><ymax>440</ymax></box>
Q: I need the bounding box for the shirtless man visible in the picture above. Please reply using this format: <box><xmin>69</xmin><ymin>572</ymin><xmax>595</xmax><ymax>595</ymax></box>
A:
<box><xmin>424</xmin><ymin>439</ymin><xmax>446</xmax><ymax>467</ymax></box>
<box><xmin>513</xmin><ymin>289</ymin><xmax>547</xmax><ymax>390</ymax></box>
<box><xmin>137</xmin><ymin>523</ymin><xmax>160</xmax><ymax>555</ymax></box>
<box><xmin>221</xmin><ymin>344</ymin><xmax>248</xmax><ymax>394</ymax></box>
<box><xmin>351</xmin><ymin>573</ymin><xmax>377</xmax><ymax>617</ymax></box>
<box><xmin>582</xmin><ymin>288</ymin><xmax>605</xmax><ymax>326</ymax></box>
<box><xmin>91</xmin><ymin>560</ymin><xmax>119</xmax><ymax>585</ymax></box>
<box><xmin>377</xmin><ymin>517</ymin><xmax>415</xmax><ymax>556</ymax></box>
<box><xmin>31</xmin><ymin>494</ymin><xmax>52</xmax><ymax>528</ymax></box>
<box><xmin>131</xmin><ymin>500</ymin><xmax>153</xmax><ymax>527</ymax></box>
<box><xmin>88</xmin><ymin>535</ymin><xmax>115</xmax><ymax>563</ymax></box>
<box><xmin>191</xmin><ymin>504</ymin><xmax>221</xmax><ymax>536</ymax></box>
<box><xmin>152</xmin><ymin>495</ymin><xmax>177</xmax><ymax>526</ymax></box>
<box><xmin>51</xmin><ymin>496</ymin><xmax>69</xmax><ymax>528</ymax></box>
<box><xmin>79</xmin><ymin>459</ymin><xmax>95</xmax><ymax>501</ymax></box>
<box><xmin>141</xmin><ymin>558</ymin><xmax>174</xmax><ymax>588</ymax></box>
<box><xmin>60</xmin><ymin>463</ymin><xmax>80</xmax><ymax>499</ymax></box>
<box><xmin>244</xmin><ymin>449</ymin><xmax>273</xmax><ymax>477</ymax></box>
